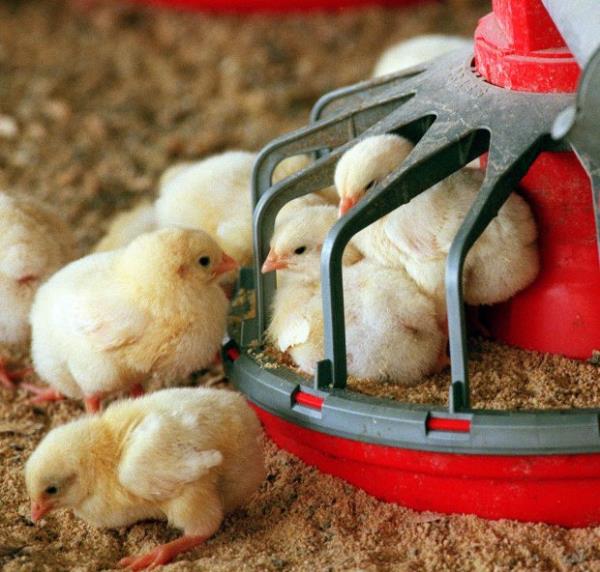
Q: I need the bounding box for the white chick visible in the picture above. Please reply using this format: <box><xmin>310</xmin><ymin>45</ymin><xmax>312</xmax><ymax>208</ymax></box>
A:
<box><xmin>28</xmin><ymin>228</ymin><xmax>237</xmax><ymax>412</ymax></box>
<box><xmin>94</xmin><ymin>200</ymin><xmax>156</xmax><ymax>253</ymax></box>
<box><xmin>263</xmin><ymin>205</ymin><xmax>446</xmax><ymax>382</ymax></box>
<box><xmin>0</xmin><ymin>192</ymin><xmax>77</xmax><ymax>388</ymax></box>
<box><xmin>372</xmin><ymin>34</ymin><xmax>472</xmax><ymax>77</ymax></box>
<box><xmin>335</xmin><ymin>134</ymin><xmax>540</xmax><ymax>313</ymax></box>
<box><xmin>25</xmin><ymin>386</ymin><xmax>265</xmax><ymax>571</ymax></box>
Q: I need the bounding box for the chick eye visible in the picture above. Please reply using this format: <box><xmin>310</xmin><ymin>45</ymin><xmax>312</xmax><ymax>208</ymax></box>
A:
<box><xmin>45</xmin><ymin>486</ymin><xmax>58</xmax><ymax>495</ymax></box>
<box><xmin>365</xmin><ymin>180</ymin><xmax>376</xmax><ymax>191</ymax></box>
<box><xmin>198</xmin><ymin>256</ymin><xmax>211</xmax><ymax>267</ymax></box>
<box><xmin>294</xmin><ymin>246</ymin><xmax>306</xmax><ymax>255</ymax></box>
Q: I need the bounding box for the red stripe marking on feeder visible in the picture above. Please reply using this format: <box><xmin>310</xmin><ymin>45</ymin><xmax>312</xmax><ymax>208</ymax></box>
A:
<box><xmin>226</xmin><ymin>347</ymin><xmax>241</xmax><ymax>361</ymax></box>
<box><xmin>294</xmin><ymin>391</ymin><xmax>325</xmax><ymax>410</ymax></box>
<box><xmin>426</xmin><ymin>417</ymin><xmax>471</xmax><ymax>433</ymax></box>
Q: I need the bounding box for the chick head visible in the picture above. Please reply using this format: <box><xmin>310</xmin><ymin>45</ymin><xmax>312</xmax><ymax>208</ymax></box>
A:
<box><xmin>262</xmin><ymin>205</ymin><xmax>361</xmax><ymax>278</ymax></box>
<box><xmin>25</xmin><ymin>418</ymin><xmax>95</xmax><ymax>522</ymax></box>
<box><xmin>334</xmin><ymin>134</ymin><xmax>413</xmax><ymax>216</ymax></box>
<box><xmin>118</xmin><ymin>228</ymin><xmax>238</xmax><ymax>288</ymax></box>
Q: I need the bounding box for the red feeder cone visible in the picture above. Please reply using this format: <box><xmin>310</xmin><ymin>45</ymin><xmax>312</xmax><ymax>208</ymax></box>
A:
<box><xmin>477</xmin><ymin>0</ymin><xmax>600</xmax><ymax>359</ymax></box>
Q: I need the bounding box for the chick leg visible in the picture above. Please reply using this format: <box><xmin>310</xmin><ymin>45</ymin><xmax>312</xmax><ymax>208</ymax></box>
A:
<box><xmin>83</xmin><ymin>393</ymin><xmax>104</xmax><ymax>413</ymax></box>
<box><xmin>21</xmin><ymin>383</ymin><xmax>64</xmax><ymax>403</ymax></box>
<box><xmin>0</xmin><ymin>357</ymin><xmax>32</xmax><ymax>389</ymax></box>
<box><xmin>118</xmin><ymin>535</ymin><xmax>207</xmax><ymax>571</ymax></box>
<box><xmin>120</xmin><ymin>477</ymin><xmax>224</xmax><ymax>570</ymax></box>
<box><xmin>129</xmin><ymin>383</ymin><xmax>145</xmax><ymax>398</ymax></box>
<box><xmin>434</xmin><ymin>349</ymin><xmax>451</xmax><ymax>373</ymax></box>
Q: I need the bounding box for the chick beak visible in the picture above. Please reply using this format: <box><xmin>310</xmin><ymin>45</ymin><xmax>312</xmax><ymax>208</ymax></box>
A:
<box><xmin>261</xmin><ymin>251</ymin><xmax>289</xmax><ymax>273</ymax></box>
<box><xmin>31</xmin><ymin>498</ymin><xmax>53</xmax><ymax>523</ymax></box>
<box><xmin>212</xmin><ymin>253</ymin><xmax>239</xmax><ymax>277</ymax></box>
<box><xmin>338</xmin><ymin>196</ymin><xmax>359</xmax><ymax>217</ymax></box>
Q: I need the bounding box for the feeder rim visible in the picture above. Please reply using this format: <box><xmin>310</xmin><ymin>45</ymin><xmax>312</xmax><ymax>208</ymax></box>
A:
<box><xmin>225</xmin><ymin>332</ymin><xmax>600</xmax><ymax>456</ymax></box>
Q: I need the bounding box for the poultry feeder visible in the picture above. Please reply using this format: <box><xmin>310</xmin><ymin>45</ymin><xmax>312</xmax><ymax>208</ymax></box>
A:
<box><xmin>224</xmin><ymin>0</ymin><xmax>600</xmax><ymax>526</ymax></box>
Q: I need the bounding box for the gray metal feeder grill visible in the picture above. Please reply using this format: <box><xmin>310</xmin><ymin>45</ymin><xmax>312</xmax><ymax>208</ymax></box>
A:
<box><xmin>224</xmin><ymin>0</ymin><xmax>600</xmax><ymax>525</ymax></box>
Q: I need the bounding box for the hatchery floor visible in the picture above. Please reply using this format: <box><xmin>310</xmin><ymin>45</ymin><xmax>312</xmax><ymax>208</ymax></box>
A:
<box><xmin>1</xmin><ymin>1</ymin><xmax>600</xmax><ymax>571</ymax></box>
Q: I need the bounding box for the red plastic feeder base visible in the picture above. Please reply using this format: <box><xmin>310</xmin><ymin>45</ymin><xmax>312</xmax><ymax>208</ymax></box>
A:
<box><xmin>255</xmin><ymin>405</ymin><xmax>600</xmax><ymax>527</ymax></box>
<box><xmin>129</xmin><ymin>0</ymin><xmax>429</xmax><ymax>12</ymax></box>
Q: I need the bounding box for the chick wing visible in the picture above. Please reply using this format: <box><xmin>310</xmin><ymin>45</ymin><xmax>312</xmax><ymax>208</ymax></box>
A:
<box><xmin>118</xmin><ymin>410</ymin><xmax>223</xmax><ymax>501</ymax></box>
<box><xmin>65</xmin><ymin>291</ymin><xmax>149</xmax><ymax>352</ymax></box>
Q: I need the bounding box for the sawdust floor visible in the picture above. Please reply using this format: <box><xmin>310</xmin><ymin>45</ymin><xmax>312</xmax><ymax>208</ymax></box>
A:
<box><xmin>1</xmin><ymin>1</ymin><xmax>600</xmax><ymax>570</ymax></box>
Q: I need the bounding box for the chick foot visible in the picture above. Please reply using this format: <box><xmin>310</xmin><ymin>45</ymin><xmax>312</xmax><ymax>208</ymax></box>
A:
<box><xmin>119</xmin><ymin>535</ymin><xmax>207</xmax><ymax>571</ymax></box>
<box><xmin>21</xmin><ymin>383</ymin><xmax>65</xmax><ymax>404</ymax></box>
<box><xmin>84</xmin><ymin>393</ymin><xmax>105</xmax><ymax>413</ymax></box>
<box><xmin>0</xmin><ymin>358</ymin><xmax>32</xmax><ymax>389</ymax></box>
<box><xmin>129</xmin><ymin>383</ymin><xmax>145</xmax><ymax>398</ymax></box>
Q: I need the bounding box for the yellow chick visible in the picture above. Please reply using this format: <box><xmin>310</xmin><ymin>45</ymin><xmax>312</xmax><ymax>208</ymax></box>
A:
<box><xmin>0</xmin><ymin>191</ymin><xmax>76</xmax><ymax>388</ymax></box>
<box><xmin>155</xmin><ymin>151</ymin><xmax>257</xmax><ymax>267</ymax></box>
<box><xmin>94</xmin><ymin>200</ymin><xmax>156</xmax><ymax>253</ymax></box>
<box><xmin>372</xmin><ymin>34</ymin><xmax>472</xmax><ymax>77</ymax></box>
<box><xmin>263</xmin><ymin>205</ymin><xmax>446</xmax><ymax>382</ymax></box>
<box><xmin>25</xmin><ymin>387</ymin><xmax>265</xmax><ymax>571</ymax></box>
<box><xmin>28</xmin><ymin>228</ymin><xmax>237</xmax><ymax>412</ymax></box>
<box><xmin>158</xmin><ymin>161</ymin><xmax>193</xmax><ymax>187</ymax></box>
<box><xmin>335</xmin><ymin>135</ymin><xmax>539</xmax><ymax>313</ymax></box>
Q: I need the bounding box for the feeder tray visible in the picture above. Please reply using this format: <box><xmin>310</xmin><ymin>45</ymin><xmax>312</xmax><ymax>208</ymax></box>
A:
<box><xmin>225</xmin><ymin>0</ymin><xmax>600</xmax><ymax>526</ymax></box>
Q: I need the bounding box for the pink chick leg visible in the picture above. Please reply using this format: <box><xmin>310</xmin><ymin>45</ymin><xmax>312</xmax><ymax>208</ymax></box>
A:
<box><xmin>118</xmin><ymin>535</ymin><xmax>207</xmax><ymax>571</ymax></box>
<box><xmin>21</xmin><ymin>383</ymin><xmax>65</xmax><ymax>404</ymax></box>
<box><xmin>0</xmin><ymin>357</ymin><xmax>32</xmax><ymax>389</ymax></box>
<box><xmin>434</xmin><ymin>350</ymin><xmax>451</xmax><ymax>373</ymax></box>
<box><xmin>129</xmin><ymin>384</ymin><xmax>145</xmax><ymax>399</ymax></box>
<box><xmin>84</xmin><ymin>393</ymin><xmax>104</xmax><ymax>413</ymax></box>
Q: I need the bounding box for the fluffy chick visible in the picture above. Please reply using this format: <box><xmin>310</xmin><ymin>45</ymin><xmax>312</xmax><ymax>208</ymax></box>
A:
<box><xmin>372</xmin><ymin>34</ymin><xmax>472</xmax><ymax>77</ymax></box>
<box><xmin>0</xmin><ymin>192</ymin><xmax>76</xmax><ymax>387</ymax></box>
<box><xmin>29</xmin><ymin>228</ymin><xmax>237</xmax><ymax>411</ymax></box>
<box><xmin>155</xmin><ymin>151</ymin><xmax>256</xmax><ymax>266</ymax></box>
<box><xmin>94</xmin><ymin>200</ymin><xmax>156</xmax><ymax>253</ymax></box>
<box><xmin>263</xmin><ymin>205</ymin><xmax>446</xmax><ymax>382</ymax></box>
<box><xmin>335</xmin><ymin>134</ymin><xmax>540</xmax><ymax>312</ymax></box>
<box><xmin>158</xmin><ymin>161</ymin><xmax>193</xmax><ymax>187</ymax></box>
<box><xmin>25</xmin><ymin>387</ymin><xmax>265</xmax><ymax>571</ymax></box>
